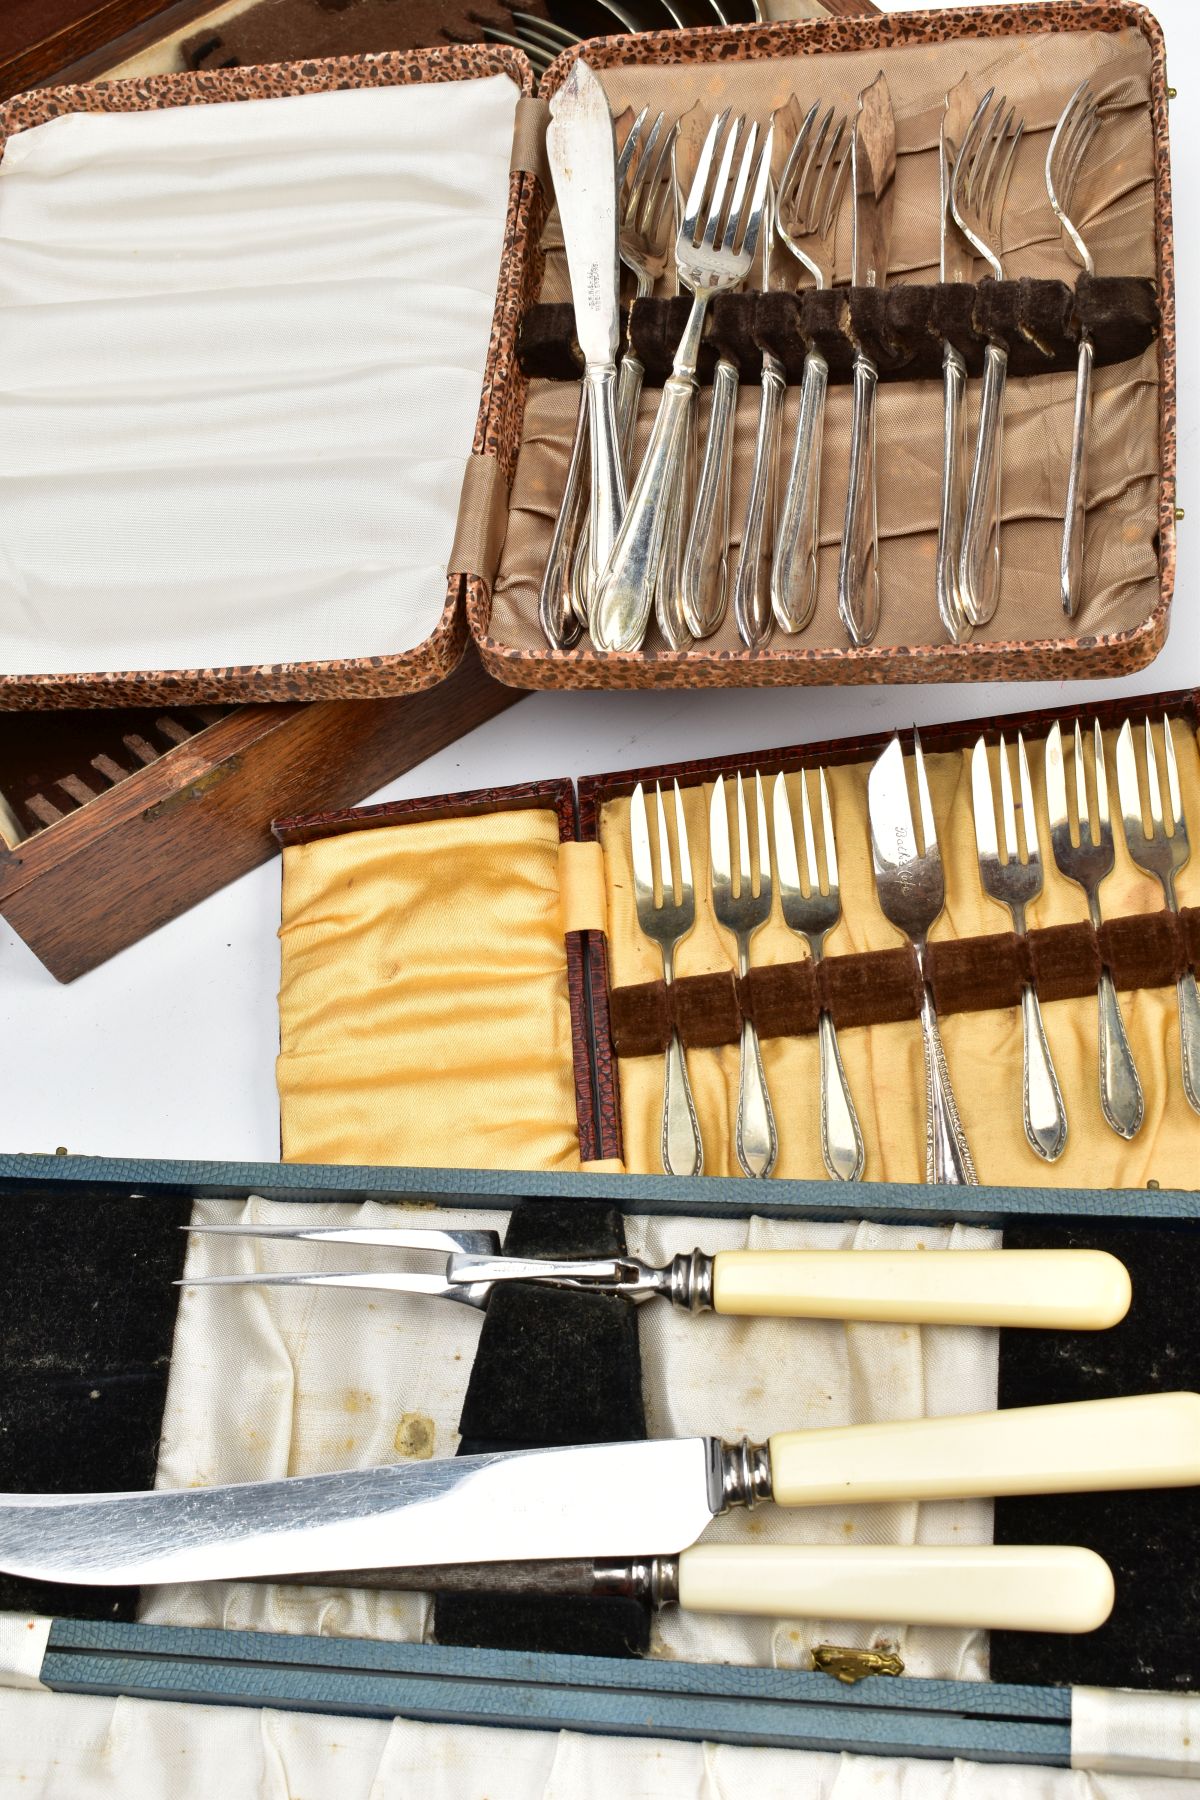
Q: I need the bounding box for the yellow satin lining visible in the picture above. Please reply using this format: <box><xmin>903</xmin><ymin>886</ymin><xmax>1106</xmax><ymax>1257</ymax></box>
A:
<box><xmin>277</xmin><ymin>810</ymin><xmax>582</xmax><ymax>1170</ymax></box>
<box><xmin>599</xmin><ymin>729</ymin><xmax>1200</xmax><ymax>1188</ymax></box>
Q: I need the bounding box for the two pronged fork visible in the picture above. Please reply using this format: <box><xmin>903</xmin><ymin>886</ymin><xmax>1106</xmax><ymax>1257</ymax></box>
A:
<box><xmin>1115</xmin><ymin>716</ymin><xmax>1200</xmax><ymax>1115</ymax></box>
<box><xmin>970</xmin><ymin>735</ymin><xmax>1068</xmax><ymax>1162</ymax></box>
<box><xmin>773</xmin><ymin>769</ymin><xmax>864</xmax><ymax>1181</ymax></box>
<box><xmin>950</xmin><ymin>88</ymin><xmax>1023</xmax><ymax>628</ymax></box>
<box><xmin>1045</xmin><ymin>721</ymin><xmax>1144</xmax><ymax>1139</ymax></box>
<box><xmin>770</xmin><ymin>100</ymin><xmax>851</xmax><ymax>636</ymax></box>
<box><xmin>593</xmin><ymin>111</ymin><xmax>772</xmax><ymax>653</ymax></box>
<box><xmin>710</xmin><ymin>772</ymin><xmax>778</xmax><ymax>1178</ymax></box>
<box><xmin>1047</xmin><ymin>79</ymin><xmax>1103</xmax><ymax>619</ymax></box>
<box><xmin>868</xmin><ymin>734</ymin><xmax>977</xmax><ymax>1186</ymax></box>
<box><xmin>631</xmin><ymin>779</ymin><xmax>704</xmax><ymax>1175</ymax></box>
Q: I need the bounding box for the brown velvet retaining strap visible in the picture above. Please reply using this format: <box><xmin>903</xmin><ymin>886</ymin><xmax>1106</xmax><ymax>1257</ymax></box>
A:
<box><xmin>609</xmin><ymin>910</ymin><xmax>1200</xmax><ymax>1058</ymax></box>
<box><xmin>517</xmin><ymin>274</ymin><xmax>1159</xmax><ymax>388</ymax></box>
<box><xmin>447</xmin><ymin>450</ymin><xmax>511</xmax><ymax>587</ymax></box>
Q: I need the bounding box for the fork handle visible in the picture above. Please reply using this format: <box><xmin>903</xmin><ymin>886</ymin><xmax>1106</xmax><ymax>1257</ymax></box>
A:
<box><xmin>654</xmin><ymin>393</ymin><xmax>695</xmax><ymax>650</ymax></box>
<box><xmin>592</xmin><ymin>370</ymin><xmax>697</xmax><ymax>653</ymax></box>
<box><xmin>538</xmin><ymin>387</ymin><xmax>588</xmax><ymax>648</ymax></box>
<box><xmin>772</xmin><ymin>347</ymin><xmax>828</xmax><ymax>634</ymax></box>
<box><xmin>817</xmin><ymin>1008</ymin><xmax>865</xmax><ymax>1182</ymax></box>
<box><xmin>837</xmin><ymin>351</ymin><xmax>881</xmax><ymax>646</ymax></box>
<box><xmin>731</xmin><ymin>351</ymin><xmax>785</xmax><ymax>648</ymax></box>
<box><xmin>617</xmin><ymin>353</ymin><xmax>645</xmax><ymax>471</ymax></box>
<box><xmin>737</xmin><ymin>1011</ymin><xmax>778</xmax><ymax>1179</ymax></box>
<box><xmin>1021</xmin><ymin>983</ymin><xmax>1069</xmax><ymax>1163</ymax></box>
<box><xmin>935</xmin><ymin>341</ymin><xmax>970</xmax><ymax>644</ymax></box>
<box><xmin>1178</xmin><ymin>971</ymin><xmax>1200</xmax><ymax>1116</ymax></box>
<box><xmin>584</xmin><ymin>363</ymin><xmax>628</xmax><ymax>598</ymax></box>
<box><xmin>1096</xmin><ymin>968</ymin><xmax>1144</xmax><ymax>1140</ymax></box>
<box><xmin>958</xmin><ymin>339</ymin><xmax>1007</xmax><ymax>627</ymax></box>
<box><xmin>681</xmin><ymin>355</ymin><xmax>739</xmax><ymax>639</ymax></box>
<box><xmin>1059</xmin><ymin>331</ymin><xmax>1093</xmax><ymax>619</ymax></box>
<box><xmin>919</xmin><ymin>986</ymin><xmax>977</xmax><ymax>1186</ymax></box>
<box><xmin>662</xmin><ymin>1022</ymin><xmax>704</xmax><ymax>1177</ymax></box>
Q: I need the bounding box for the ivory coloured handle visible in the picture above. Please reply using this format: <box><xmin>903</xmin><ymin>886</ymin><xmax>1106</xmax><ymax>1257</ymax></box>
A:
<box><xmin>768</xmin><ymin>1391</ymin><xmax>1200</xmax><ymax>1507</ymax></box>
<box><xmin>676</xmin><ymin>1542</ymin><xmax>1113</xmax><ymax>1633</ymax></box>
<box><xmin>710</xmin><ymin>1248</ymin><xmax>1130</xmax><ymax>1329</ymax></box>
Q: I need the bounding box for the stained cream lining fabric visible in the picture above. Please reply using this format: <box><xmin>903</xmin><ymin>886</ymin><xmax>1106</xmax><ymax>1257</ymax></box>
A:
<box><xmin>600</xmin><ymin>726</ymin><xmax>1200</xmax><ymax>1187</ymax></box>
<box><xmin>1</xmin><ymin>1696</ymin><xmax>1191</xmax><ymax>1799</ymax></box>
<box><xmin>490</xmin><ymin>26</ymin><xmax>1160</xmax><ymax>655</ymax></box>
<box><xmin>0</xmin><ymin>75</ymin><xmax>519</xmax><ymax>675</ymax></box>
<box><xmin>139</xmin><ymin>1196</ymin><xmax>997</xmax><ymax>1682</ymax></box>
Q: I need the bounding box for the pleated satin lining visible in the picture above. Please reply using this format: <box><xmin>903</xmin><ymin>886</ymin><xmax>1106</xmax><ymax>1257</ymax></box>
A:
<box><xmin>278</xmin><ymin>719</ymin><xmax>1200</xmax><ymax>1188</ymax></box>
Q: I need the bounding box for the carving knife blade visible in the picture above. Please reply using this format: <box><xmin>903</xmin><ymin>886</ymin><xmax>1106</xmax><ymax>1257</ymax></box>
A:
<box><xmin>3</xmin><ymin>1393</ymin><xmax>1200</xmax><ymax>1587</ymax></box>
<box><xmin>546</xmin><ymin>58</ymin><xmax>627</xmax><ymax>597</ymax></box>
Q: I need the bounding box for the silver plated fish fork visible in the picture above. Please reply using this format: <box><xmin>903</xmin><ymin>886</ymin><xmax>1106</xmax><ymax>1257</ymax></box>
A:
<box><xmin>710</xmin><ymin>771</ymin><xmax>778</xmax><ymax>1178</ymax></box>
<box><xmin>970</xmin><ymin>733</ymin><xmax>1068</xmax><ymax>1161</ymax></box>
<box><xmin>631</xmin><ymin>778</ymin><xmax>704</xmax><ymax>1174</ymax></box>
<box><xmin>1115</xmin><ymin>715</ymin><xmax>1200</xmax><ymax>1115</ymax></box>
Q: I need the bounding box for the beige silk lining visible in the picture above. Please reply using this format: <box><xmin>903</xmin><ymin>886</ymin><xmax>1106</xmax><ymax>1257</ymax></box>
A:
<box><xmin>277</xmin><ymin>810</ymin><xmax>582</xmax><ymax>1171</ymax></box>
<box><xmin>599</xmin><ymin>727</ymin><xmax>1200</xmax><ymax>1187</ymax></box>
<box><xmin>491</xmin><ymin>27</ymin><xmax>1161</xmax><ymax>657</ymax></box>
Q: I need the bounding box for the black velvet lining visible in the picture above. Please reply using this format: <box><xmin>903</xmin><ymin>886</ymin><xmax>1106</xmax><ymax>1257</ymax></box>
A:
<box><xmin>992</xmin><ymin>1216</ymin><xmax>1200</xmax><ymax>1693</ymax></box>
<box><xmin>0</xmin><ymin>1192</ymin><xmax>192</xmax><ymax>1620</ymax></box>
<box><xmin>433</xmin><ymin>1200</ymin><xmax>650</xmax><ymax>1657</ymax></box>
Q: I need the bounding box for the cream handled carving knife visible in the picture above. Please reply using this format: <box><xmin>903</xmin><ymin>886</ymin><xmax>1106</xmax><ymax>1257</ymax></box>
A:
<box><xmin>546</xmin><ymin>59</ymin><xmax>627</xmax><ymax>600</ymax></box>
<box><xmin>181</xmin><ymin>1223</ymin><xmax>1132</xmax><ymax>1330</ymax></box>
<box><xmin>279</xmin><ymin>1542</ymin><xmax>1116</xmax><ymax>1635</ymax></box>
<box><xmin>3</xmin><ymin>1393</ymin><xmax>1196</xmax><ymax>1588</ymax></box>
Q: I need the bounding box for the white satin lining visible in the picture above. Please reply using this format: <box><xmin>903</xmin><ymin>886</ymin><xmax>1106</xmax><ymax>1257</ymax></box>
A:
<box><xmin>0</xmin><ymin>76</ymin><xmax>520</xmax><ymax>675</ymax></box>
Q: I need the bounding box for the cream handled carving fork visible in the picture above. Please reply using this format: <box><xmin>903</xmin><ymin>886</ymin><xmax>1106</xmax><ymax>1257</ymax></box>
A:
<box><xmin>631</xmin><ymin>779</ymin><xmax>704</xmax><ymax>1175</ymax></box>
<box><xmin>710</xmin><ymin>771</ymin><xmax>778</xmax><ymax>1178</ymax></box>
<box><xmin>182</xmin><ymin>1221</ymin><xmax>1132</xmax><ymax>1330</ymax></box>
<box><xmin>1116</xmin><ymin>715</ymin><xmax>1200</xmax><ymax>1114</ymax></box>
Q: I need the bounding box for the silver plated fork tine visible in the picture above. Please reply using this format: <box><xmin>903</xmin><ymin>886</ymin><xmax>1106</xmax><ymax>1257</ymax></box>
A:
<box><xmin>720</xmin><ymin>120</ymin><xmax>758</xmax><ymax>254</ymax></box>
<box><xmin>819</xmin><ymin>770</ymin><xmax>838</xmax><ymax>891</ymax></box>
<box><xmin>1073</xmin><ymin>720</ymin><xmax>1089</xmax><ymax>842</ymax></box>
<box><xmin>990</xmin><ymin>114</ymin><xmax>1023</xmax><ymax>234</ymax></box>
<box><xmin>735</xmin><ymin>771</ymin><xmax>752</xmax><ymax>893</ymax></box>
<box><xmin>777</xmin><ymin>102</ymin><xmax>821</xmax><ymax>223</ymax></box>
<box><xmin>631</xmin><ymin>781</ymin><xmax>654</xmax><ymax>893</ymax></box>
<box><xmin>673</xmin><ymin>780</ymin><xmax>693</xmax><ymax>889</ymax></box>
<box><xmin>799</xmin><ymin>767</ymin><xmax>819</xmax><ymax>895</ymax></box>
<box><xmin>998</xmin><ymin>734</ymin><xmax>1018</xmax><ymax>862</ymax></box>
<box><xmin>655</xmin><ymin>779</ymin><xmax>675</xmax><ymax>900</ymax></box>
<box><xmin>627</xmin><ymin>111</ymin><xmax>666</xmax><ymax>217</ymax></box>
<box><xmin>701</xmin><ymin>114</ymin><xmax>741</xmax><ymax>250</ymax></box>
<box><xmin>913</xmin><ymin>730</ymin><xmax>938</xmax><ymax>855</ymax></box>
<box><xmin>971</xmin><ymin>738</ymin><xmax>999</xmax><ymax>863</ymax></box>
<box><xmin>1093</xmin><ymin>720</ymin><xmax>1111</xmax><ymax>831</ymax></box>
<box><xmin>1144</xmin><ymin>717</ymin><xmax>1164</xmax><ymax>836</ymax></box>
<box><xmin>682</xmin><ymin>109</ymin><xmax>727</xmax><ymax>241</ymax></box>
<box><xmin>513</xmin><ymin>10</ymin><xmax>581</xmax><ymax>45</ymax></box>
<box><xmin>1018</xmin><ymin>733</ymin><xmax>1039</xmax><ymax>865</ymax></box>
<box><xmin>754</xmin><ymin>771</ymin><xmax>771</xmax><ymax>897</ymax></box>
<box><xmin>1165</xmin><ymin>716</ymin><xmax>1185</xmax><ymax>835</ymax></box>
<box><xmin>617</xmin><ymin>106</ymin><xmax>649</xmax><ymax>187</ymax></box>
<box><xmin>739</xmin><ymin>124</ymin><xmax>773</xmax><ymax>262</ymax></box>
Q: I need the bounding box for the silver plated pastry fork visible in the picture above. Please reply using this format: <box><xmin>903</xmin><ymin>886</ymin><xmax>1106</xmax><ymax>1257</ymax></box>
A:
<box><xmin>773</xmin><ymin>768</ymin><xmax>865</xmax><ymax>1181</ymax></box>
<box><xmin>1115</xmin><ymin>715</ymin><xmax>1200</xmax><ymax>1114</ymax></box>
<box><xmin>710</xmin><ymin>771</ymin><xmax>778</xmax><ymax>1178</ymax></box>
<box><xmin>951</xmin><ymin>89</ymin><xmax>1023</xmax><ymax>628</ymax></box>
<box><xmin>868</xmin><ymin>733</ymin><xmax>977</xmax><ymax>1186</ymax></box>
<box><xmin>1045</xmin><ymin>720</ymin><xmax>1144</xmax><ymax>1139</ymax></box>
<box><xmin>631</xmin><ymin>779</ymin><xmax>704</xmax><ymax>1175</ymax></box>
<box><xmin>1046</xmin><ymin>79</ymin><xmax>1103</xmax><ymax>619</ymax></box>
<box><xmin>970</xmin><ymin>734</ymin><xmax>1068</xmax><ymax>1161</ymax></box>
<box><xmin>593</xmin><ymin>112</ymin><xmax>772</xmax><ymax>652</ymax></box>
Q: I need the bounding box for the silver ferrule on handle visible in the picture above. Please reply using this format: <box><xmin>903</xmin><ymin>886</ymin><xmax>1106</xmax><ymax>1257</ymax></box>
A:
<box><xmin>731</xmin><ymin>351</ymin><xmax>786</xmax><ymax>648</ymax></box>
<box><xmin>1096</xmin><ymin>965</ymin><xmax>1144</xmax><ymax>1139</ymax></box>
<box><xmin>584</xmin><ymin>362</ymin><xmax>628</xmax><ymax>598</ymax></box>
<box><xmin>771</xmin><ymin>348</ymin><xmax>828</xmax><ymax>634</ymax></box>
<box><xmin>918</xmin><ymin>980</ymin><xmax>977</xmax><ymax>1185</ymax></box>
<box><xmin>1059</xmin><ymin>331</ymin><xmax>1093</xmax><ymax>618</ymax></box>
<box><xmin>708</xmin><ymin>1437</ymin><xmax>775</xmax><ymax>1514</ymax></box>
<box><xmin>837</xmin><ymin>352</ymin><xmax>881</xmax><ymax>646</ymax></box>
<box><xmin>935</xmin><ymin>340</ymin><xmax>970</xmax><ymax>643</ymax></box>
<box><xmin>1020</xmin><ymin>982</ymin><xmax>1069</xmax><ymax>1163</ymax></box>
<box><xmin>958</xmin><ymin>338</ymin><xmax>1007</xmax><ymax>626</ymax></box>
<box><xmin>817</xmin><ymin>1008</ymin><xmax>866</xmax><ymax>1182</ymax></box>
<box><xmin>538</xmin><ymin>387</ymin><xmax>589</xmax><ymax>648</ymax></box>
<box><xmin>734</xmin><ymin>942</ymin><xmax>778</xmax><ymax>1179</ymax></box>
<box><xmin>681</xmin><ymin>355</ymin><xmax>739</xmax><ymax>638</ymax></box>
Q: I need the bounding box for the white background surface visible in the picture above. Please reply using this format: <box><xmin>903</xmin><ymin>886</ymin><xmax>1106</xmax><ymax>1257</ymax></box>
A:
<box><xmin>0</xmin><ymin>0</ymin><xmax>1194</xmax><ymax>1168</ymax></box>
